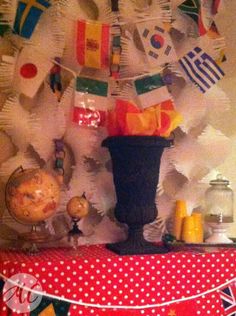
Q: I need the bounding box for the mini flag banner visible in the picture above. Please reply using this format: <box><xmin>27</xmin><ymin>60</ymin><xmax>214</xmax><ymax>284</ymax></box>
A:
<box><xmin>179</xmin><ymin>46</ymin><xmax>224</xmax><ymax>93</ymax></box>
<box><xmin>13</xmin><ymin>0</ymin><xmax>51</xmax><ymax>39</ymax></box>
<box><xmin>73</xmin><ymin>76</ymin><xmax>109</xmax><ymax>127</ymax></box>
<box><xmin>134</xmin><ymin>73</ymin><xmax>172</xmax><ymax>109</ymax></box>
<box><xmin>178</xmin><ymin>0</ymin><xmax>215</xmax><ymax>36</ymax></box>
<box><xmin>178</xmin><ymin>0</ymin><xmax>200</xmax><ymax>28</ymax></box>
<box><xmin>136</xmin><ymin>20</ymin><xmax>177</xmax><ymax>67</ymax></box>
<box><xmin>220</xmin><ymin>282</ymin><xmax>236</xmax><ymax>316</ymax></box>
<box><xmin>14</xmin><ymin>47</ymin><xmax>53</xmax><ymax>98</ymax></box>
<box><xmin>30</xmin><ymin>296</ymin><xmax>70</xmax><ymax>315</ymax></box>
<box><xmin>164</xmin><ymin>299</ymin><xmax>198</xmax><ymax>315</ymax></box>
<box><xmin>206</xmin><ymin>22</ymin><xmax>226</xmax><ymax>64</ymax></box>
<box><xmin>76</xmin><ymin>20</ymin><xmax>110</xmax><ymax>69</ymax></box>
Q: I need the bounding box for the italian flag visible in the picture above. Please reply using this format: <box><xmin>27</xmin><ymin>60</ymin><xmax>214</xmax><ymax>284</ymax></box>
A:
<box><xmin>73</xmin><ymin>77</ymin><xmax>109</xmax><ymax>127</ymax></box>
<box><xmin>134</xmin><ymin>73</ymin><xmax>171</xmax><ymax>109</ymax></box>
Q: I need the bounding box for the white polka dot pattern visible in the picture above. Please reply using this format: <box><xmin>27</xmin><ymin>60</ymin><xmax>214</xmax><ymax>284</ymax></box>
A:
<box><xmin>0</xmin><ymin>245</ymin><xmax>234</xmax><ymax>315</ymax></box>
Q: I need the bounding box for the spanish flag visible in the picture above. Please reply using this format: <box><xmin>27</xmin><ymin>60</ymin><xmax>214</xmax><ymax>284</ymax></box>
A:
<box><xmin>76</xmin><ymin>20</ymin><xmax>110</xmax><ymax>69</ymax></box>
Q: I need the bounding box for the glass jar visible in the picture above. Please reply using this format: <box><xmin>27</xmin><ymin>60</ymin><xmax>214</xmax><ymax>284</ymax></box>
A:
<box><xmin>205</xmin><ymin>174</ymin><xmax>234</xmax><ymax>223</ymax></box>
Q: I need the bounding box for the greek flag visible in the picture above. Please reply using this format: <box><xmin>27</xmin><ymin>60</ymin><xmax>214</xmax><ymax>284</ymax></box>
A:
<box><xmin>179</xmin><ymin>46</ymin><xmax>224</xmax><ymax>93</ymax></box>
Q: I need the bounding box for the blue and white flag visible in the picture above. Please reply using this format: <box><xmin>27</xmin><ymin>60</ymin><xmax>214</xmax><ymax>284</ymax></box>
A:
<box><xmin>179</xmin><ymin>46</ymin><xmax>224</xmax><ymax>93</ymax></box>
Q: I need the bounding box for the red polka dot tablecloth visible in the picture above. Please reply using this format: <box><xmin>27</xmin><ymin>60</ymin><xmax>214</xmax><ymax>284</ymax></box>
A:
<box><xmin>0</xmin><ymin>244</ymin><xmax>235</xmax><ymax>316</ymax></box>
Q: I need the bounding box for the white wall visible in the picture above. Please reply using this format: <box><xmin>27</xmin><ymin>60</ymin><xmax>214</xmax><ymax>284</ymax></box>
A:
<box><xmin>211</xmin><ymin>1</ymin><xmax>236</xmax><ymax>236</ymax></box>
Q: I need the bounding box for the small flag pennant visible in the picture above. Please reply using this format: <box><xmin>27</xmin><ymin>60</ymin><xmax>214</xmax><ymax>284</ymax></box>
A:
<box><xmin>206</xmin><ymin>22</ymin><xmax>226</xmax><ymax>64</ymax></box>
<box><xmin>178</xmin><ymin>0</ymin><xmax>200</xmax><ymax>25</ymax></box>
<box><xmin>220</xmin><ymin>283</ymin><xmax>236</xmax><ymax>316</ymax></box>
<box><xmin>76</xmin><ymin>20</ymin><xmax>110</xmax><ymax>69</ymax></box>
<box><xmin>178</xmin><ymin>0</ymin><xmax>217</xmax><ymax>36</ymax></box>
<box><xmin>136</xmin><ymin>20</ymin><xmax>177</xmax><ymax>67</ymax></box>
<box><xmin>13</xmin><ymin>0</ymin><xmax>51</xmax><ymax>39</ymax></box>
<box><xmin>30</xmin><ymin>296</ymin><xmax>70</xmax><ymax>316</ymax></box>
<box><xmin>134</xmin><ymin>73</ymin><xmax>172</xmax><ymax>109</ymax></box>
<box><xmin>179</xmin><ymin>46</ymin><xmax>224</xmax><ymax>93</ymax></box>
<box><xmin>73</xmin><ymin>76</ymin><xmax>109</xmax><ymax>127</ymax></box>
<box><xmin>14</xmin><ymin>47</ymin><xmax>53</xmax><ymax>98</ymax></box>
<box><xmin>164</xmin><ymin>300</ymin><xmax>198</xmax><ymax>315</ymax></box>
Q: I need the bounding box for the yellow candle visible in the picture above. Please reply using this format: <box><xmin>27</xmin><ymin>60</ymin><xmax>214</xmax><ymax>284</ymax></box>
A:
<box><xmin>182</xmin><ymin>215</ymin><xmax>196</xmax><ymax>243</ymax></box>
<box><xmin>192</xmin><ymin>212</ymin><xmax>203</xmax><ymax>243</ymax></box>
<box><xmin>173</xmin><ymin>200</ymin><xmax>187</xmax><ymax>240</ymax></box>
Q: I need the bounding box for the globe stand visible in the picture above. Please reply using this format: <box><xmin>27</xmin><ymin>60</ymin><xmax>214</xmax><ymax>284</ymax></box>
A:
<box><xmin>18</xmin><ymin>225</ymin><xmax>52</xmax><ymax>254</ymax></box>
<box><xmin>68</xmin><ymin>219</ymin><xmax>82</xmax><ymax>250</ymax></box>
<box><xmin>4</xmin><ymin>166</ymin><xmax>62</xmax><ymax>254</ymax></box>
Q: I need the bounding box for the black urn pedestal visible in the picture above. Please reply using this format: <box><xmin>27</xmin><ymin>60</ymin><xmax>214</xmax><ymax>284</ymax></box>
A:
<box><xmin>102</xmin><ymin>136</ymin><xmax>172</xmax><ymax>255</ymax></box>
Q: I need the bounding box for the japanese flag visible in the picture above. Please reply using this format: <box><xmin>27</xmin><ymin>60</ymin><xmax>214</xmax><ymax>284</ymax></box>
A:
<box><xmin>14</xmin><ymin>47</ymin><xmax>53</xmax><ymax>98</ymax></box>
<box><xmin>136</xmin><ymin>20</ymin><xmax>177</xmax><ymax>67</ymax></box>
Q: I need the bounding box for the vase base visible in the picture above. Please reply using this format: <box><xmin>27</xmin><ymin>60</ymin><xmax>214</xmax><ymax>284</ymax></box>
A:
<box><xmin>106</xmin><ymin>241</ymin><xmax>169</xmax><ymax>255</ymax></box>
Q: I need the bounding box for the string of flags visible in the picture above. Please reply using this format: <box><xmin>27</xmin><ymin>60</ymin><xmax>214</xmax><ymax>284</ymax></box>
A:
<box><xmin>0</xmin><ymin>0</ymin><xmax>226</xmax><ymax>135</ymax></box>
<box><xmin>0</xmin><ymin>272</ymin><xmax>235</xmax><ymax>315</ymax></box>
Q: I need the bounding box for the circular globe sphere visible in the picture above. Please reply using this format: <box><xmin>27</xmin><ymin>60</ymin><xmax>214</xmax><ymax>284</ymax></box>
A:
<box><xmin>66</xmin><ymin>196</ymin><xmax>89</xmax><ymax>219</ymax></box>
<box><xmin>5</xmin><ymin>167</ymin><xmax>60</xmax><ymax>224</ymax></box>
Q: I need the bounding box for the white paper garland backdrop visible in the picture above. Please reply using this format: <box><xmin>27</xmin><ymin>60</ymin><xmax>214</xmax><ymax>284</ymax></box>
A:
<box><xmin>0</xmin><ymin>0</ymin><xmax>232</xmax><ymax>243</ymax></box>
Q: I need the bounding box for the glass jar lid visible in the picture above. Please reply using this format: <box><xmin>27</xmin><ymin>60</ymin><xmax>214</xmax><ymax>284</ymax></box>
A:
<box><xmin>209</xmin><ymin>174</ymin><xmax>229</xmax><ymax>186</ymax></box>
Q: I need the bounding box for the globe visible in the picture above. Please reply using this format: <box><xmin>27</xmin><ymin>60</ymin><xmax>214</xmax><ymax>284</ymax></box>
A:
<box><xmin>66</xmin><ymin>196</ymin><xmax>89</xmax><ymax>220</ymax></box>
<box><xmin>5</xmin><ymin>167</ymin><xmax>60</xmax><ymax>225</ymax></box>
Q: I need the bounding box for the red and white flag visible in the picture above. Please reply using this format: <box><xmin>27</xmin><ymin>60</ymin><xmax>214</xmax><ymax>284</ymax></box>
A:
<box><xmin>14</xmin><ymin>47</ymin><xmax>53</xmax><ymax>98</ymax></box>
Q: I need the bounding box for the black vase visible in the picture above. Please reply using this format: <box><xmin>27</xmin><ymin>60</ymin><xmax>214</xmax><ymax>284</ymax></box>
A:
<box><xmin>102</xmin><ymin>136</ymin><xmax>172</xmax><ymax>255</ymax></box>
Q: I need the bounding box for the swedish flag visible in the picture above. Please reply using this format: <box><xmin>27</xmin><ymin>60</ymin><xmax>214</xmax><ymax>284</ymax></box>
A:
<box><xmin>13</xmin><ymin>0</ymin><xmax>51</xmax><ymax>39</ymax></box>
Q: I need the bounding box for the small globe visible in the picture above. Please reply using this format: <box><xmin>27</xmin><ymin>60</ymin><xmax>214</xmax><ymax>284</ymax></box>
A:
<box><xmin>5</xmin><ymin>167</ymin><xmax>60</xmax><ymax>225</ymax></box>
<box><xmin>66</xmin><ymin>196</ymin><xmax>89</xmax><ymax>219</ymax></box>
